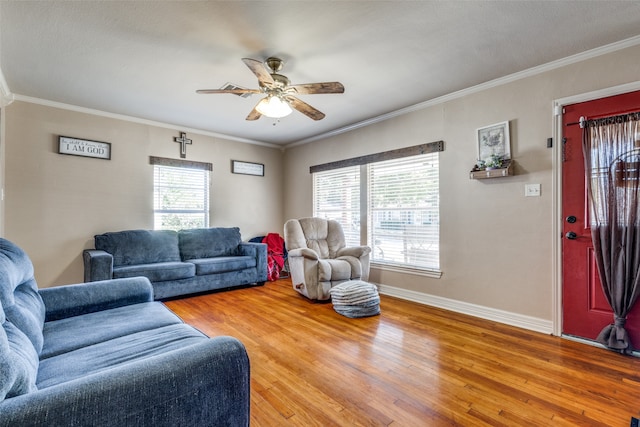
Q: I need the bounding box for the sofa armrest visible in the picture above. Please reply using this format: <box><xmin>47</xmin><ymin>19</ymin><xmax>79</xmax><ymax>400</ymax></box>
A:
<box><xmin>0</xmin><ymin>336</ymin><xmax>250</xmax><ymax>427</ymax></box>
<box><xmin>337</xmin><ymin>245</ymin><xmax>372</xmax><ymax>258</ymax></box>
<box><xmin>83</xmin><ymin>249</ymin><xmax>113</xmax><ymax>282</ymax></box>
<box><xmin>39</xmin><ymin>277</ymin><xmax>154</xmax><ymax>322</ymax></box>
<box><xmin>239</xmin><ymin>242</ymin><xmax>268</xmax><ymax>282</ymax></box>
<box><xmin>288</xmin><ymin>247</ymin><xmax>320</xmax><ymax>260</ymax></box>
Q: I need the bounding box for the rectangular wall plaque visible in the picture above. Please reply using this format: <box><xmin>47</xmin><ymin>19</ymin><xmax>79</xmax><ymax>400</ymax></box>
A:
<box><xmin>58</xmin><ymin>136</ymin><xmax>111</xmax><ymax>160</ymax></box>
<box><xmin>231</xmin><ymin>160</ymin><xmax>264</xmax><ymax>176</ymax></box>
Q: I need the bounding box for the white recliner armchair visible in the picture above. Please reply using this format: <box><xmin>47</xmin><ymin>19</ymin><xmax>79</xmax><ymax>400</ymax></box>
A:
<box><xmin>284</xmin><ymin>217</ymin><xmax>371</xmax><ymax>300</ymax></box>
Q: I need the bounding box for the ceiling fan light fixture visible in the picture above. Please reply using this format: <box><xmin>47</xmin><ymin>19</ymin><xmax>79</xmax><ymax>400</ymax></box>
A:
<box><xmin>197</xmin><ymin>57</ymin><xmax>343</xmax><ymax>121</ymax></box>
<box><xmin>255</xmin><ymin>95</ymin><xmax>292</xmax><ymax>118</ymax></box>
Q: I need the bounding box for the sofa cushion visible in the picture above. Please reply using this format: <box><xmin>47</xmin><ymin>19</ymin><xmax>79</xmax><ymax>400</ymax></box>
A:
<box><xmin>0</xmin><ymin>239</ymin><xmax>45</xmax><ymax>355</ymax></box>
<box><xmin>95</xmin><ymin>230</ymin><xmax>181</xmax><ymax>267</ymax></box>
<box><xmin>0</xmin><ymin>318</ymin><xmax>39</xmax><ymax>401</ymax></box>
<box><xmin>37</xmin><ymin>323</ymin><xmax>207</xmax><ymax>389</ymax></box>
<box><xmin>113</xmin><ymin>262</ymin><xmax>195</xmax><ymax>282</ymax></box>
<box><xmin>179</xmin><ymin>227</ymin><xmax>241</xmax><ymax>261</ymax></box>
<box><xmin>190</xmin><ymin>256</ymin><xmax>256</xmax><ymax>275</ymax></box>
<box><xmin>3</xmin><ymin>282</ymin><xmax>45</xmax><ymax>355</ymax></box>
<box><xmin>40</xmin><ymin>302</ymin><xmax>183</xmax><ymax>359</ymax></box>
<box><xmin>0</xmin><ymin>238</ymin><xmax>45</xmax><ymax>403</ymax></box>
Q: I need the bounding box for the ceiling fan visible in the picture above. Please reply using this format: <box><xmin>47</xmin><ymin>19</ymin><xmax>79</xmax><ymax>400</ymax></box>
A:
<box><xmin>196</xmin><ymin>57</ymin><xmax>344</xmax><ymax>121</ymax></box>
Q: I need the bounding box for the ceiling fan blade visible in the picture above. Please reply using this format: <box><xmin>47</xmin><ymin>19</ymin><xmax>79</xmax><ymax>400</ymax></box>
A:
<box><xmin>246</xmin><ymin>102</ymin><xmax>262</xmax><ymax>121</ymax></box>
<box><xmin>196</xmin><ymin>88</ymin><xmax>260</xmax><ymax>95</ymax></box>
<box><xmin>289</xmin><ymin>82</ymin><xmax>345</xmax><ymax>95</ymax></box>
<box><xmin>242</xmin><ymin>58</ymin><xmax>275</xmax><ymax>86</ymax></box>
<box><xmin>285</xmin><ymin>96</ymin><xmax>325</xmax><ymax>121</ymax></box>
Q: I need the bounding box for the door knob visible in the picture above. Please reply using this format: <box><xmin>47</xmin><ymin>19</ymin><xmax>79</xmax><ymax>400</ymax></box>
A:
<box><xmin>565</xmin><ymin>231</ymin><xmax>577</xmax><ymax>240</ymax></box>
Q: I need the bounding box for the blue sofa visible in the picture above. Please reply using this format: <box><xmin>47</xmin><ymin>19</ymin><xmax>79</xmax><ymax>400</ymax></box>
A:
<box><xmin>84</xmin><ymin>227</ymin><xmax>267</xmax><ymax>300</ymax></box>
<box><xmin>0</xmin><ymin>238</ymin><xmax>250</xmax><ymax>426</ymax></box>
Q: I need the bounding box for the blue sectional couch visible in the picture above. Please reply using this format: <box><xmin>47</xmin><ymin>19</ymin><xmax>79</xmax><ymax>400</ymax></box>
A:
<box><xmin>84</xmin><ymin>227</ymin><xmax>267</xmax><ymax>300</ymax></box>
<box><xmin>0</xmin><ymin>238</ymin><xmax>250</xmax><ymax>426</ymax></box>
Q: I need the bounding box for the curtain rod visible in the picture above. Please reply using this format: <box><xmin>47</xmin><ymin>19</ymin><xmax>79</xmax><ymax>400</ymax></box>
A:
<box><xmin>566</xmin><ymin>110</ymin><xmax>640</xmax><ymax>127</ymax></box>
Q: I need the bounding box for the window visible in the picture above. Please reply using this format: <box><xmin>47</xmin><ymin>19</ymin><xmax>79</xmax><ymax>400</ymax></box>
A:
<box><xmin>312</xmin><ymin>142</ymin><xmax>441</xmax><ymax>275</ymax></box>
<box><xmin>151</xmin><ymin>157</ymin><xmax>211</xmax><ymax>231</ymax></box>
<box><xmin>368</xmin><ymin>155</ymin><xmax>439</xmax><ymax>271</ymax></box>
<box><xmin>313</xmin><ymin>166</ymin><xmax>361</xmax><ymax>247</ymax></box>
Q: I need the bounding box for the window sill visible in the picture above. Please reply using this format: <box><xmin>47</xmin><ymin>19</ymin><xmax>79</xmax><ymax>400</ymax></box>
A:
<box><xmin>370</xmin><ymin>262</ymin><xmax>442</xmax><ymax>279</ymax></box>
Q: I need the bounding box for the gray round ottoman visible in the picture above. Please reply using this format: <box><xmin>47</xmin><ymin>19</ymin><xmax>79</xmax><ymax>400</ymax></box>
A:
<box><xmin>329</xmin><ymin>280</ymin><xmax>380</xmax><ymax>318</ymax></box>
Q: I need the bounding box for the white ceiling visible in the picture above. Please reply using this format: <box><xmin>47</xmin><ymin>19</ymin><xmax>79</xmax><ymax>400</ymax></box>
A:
<box><xmin>1</xmin><ymin>1</ymin><xmax>639</xmax><ymax>147</ymax></box>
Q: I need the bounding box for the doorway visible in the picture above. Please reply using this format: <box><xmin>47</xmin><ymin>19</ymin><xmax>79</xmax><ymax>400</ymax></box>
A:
<box><xmin>559</xmin><ymin>89</ymin><xmax>640</xmax><ymax>347</ymax></box>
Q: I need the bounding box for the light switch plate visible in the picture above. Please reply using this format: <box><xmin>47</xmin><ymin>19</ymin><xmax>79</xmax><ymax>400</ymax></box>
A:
<box><xmin>525</xmin><ymin>184</ymin><xmax>541</xmax><ymax>197</ymax></box>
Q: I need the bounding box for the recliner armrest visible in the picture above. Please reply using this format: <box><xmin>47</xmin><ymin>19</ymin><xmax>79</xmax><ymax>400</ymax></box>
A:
<box><xmin>39</xmin><ymin>277</ymin><xmax>154</xmax><ymax>321</ymax></box>
<box><xmin>337</xmin><ymin>246</ymin><xmax>371</xmax><ymax>258</ymax></box>
<box><xmin>83</xmin><ymin>249</ymin><xmax>113</xmax><ymax>282</ymax></box>
<box><xmin>288</xmin><ymin>248</ymin><xmax>320</xmax><ymax>260</ymax></box>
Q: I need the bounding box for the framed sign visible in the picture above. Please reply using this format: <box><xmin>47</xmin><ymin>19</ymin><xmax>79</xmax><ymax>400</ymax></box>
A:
<box><xmin>476</xmin><ymin>121</ymin><xmax>510</xmax><ymax>163</ymax></box>
<box><xmin>231</xmin><ymin>160</ymin><xmax>264</xmax><ymax>176</ymax></box>
<box><xmin>59</xmin><ymin>136</ymin><xmax>111</xmax><ymax>160</ymax></box>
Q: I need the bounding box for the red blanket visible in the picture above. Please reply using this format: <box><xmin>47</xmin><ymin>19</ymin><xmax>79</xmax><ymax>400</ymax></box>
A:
<box><xmin>262</xmin><ymin>233</ymin><xmax>285</xmax><ymax>281</ymax></box>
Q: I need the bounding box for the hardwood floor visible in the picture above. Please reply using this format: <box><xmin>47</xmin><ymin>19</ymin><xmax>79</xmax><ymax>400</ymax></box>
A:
<box><xmin>165</xmin><ymin>278</ymin><xmax>640</xmax><ymax>426</ymax></box>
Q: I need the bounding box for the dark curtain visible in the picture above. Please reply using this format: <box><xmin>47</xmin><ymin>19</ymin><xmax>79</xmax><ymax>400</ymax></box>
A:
<box><xmin>582</xmin><ymin>112</ymin><xmax>640</xmax><ymax>354</ymax></box>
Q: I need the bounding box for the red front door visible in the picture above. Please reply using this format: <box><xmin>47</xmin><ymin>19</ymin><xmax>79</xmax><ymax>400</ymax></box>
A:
<box><xmin>562</xmin><ymin>90</ymin><xmax>640</xmax><ymax>346</ymax></box>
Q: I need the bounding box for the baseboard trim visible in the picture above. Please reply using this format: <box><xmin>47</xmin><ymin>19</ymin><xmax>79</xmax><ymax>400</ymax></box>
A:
<box><xmin>377</xmin><ymin>284</ymin><xmax>553</xmax><ymax>335</ymax></box>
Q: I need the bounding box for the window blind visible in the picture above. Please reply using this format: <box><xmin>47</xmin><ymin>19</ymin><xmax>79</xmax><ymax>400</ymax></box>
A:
<box><xmin>153</xmin><ymin>164</ymin><xmax>210</xmax><ymax>231</ymax></box>
<box><xmin>368</xmin><ymin>153</ymin><xmax>439</xmax><ymax>270</ymax></box>
<box><xmin>312</xmin><ymin>151</ymin><xmax>440</xmax><ymax>273</ymax></box>
<box><xmin>313</xmin><ymin>166</ymin><xmax>361</xmax><ymax>247</ymax></box>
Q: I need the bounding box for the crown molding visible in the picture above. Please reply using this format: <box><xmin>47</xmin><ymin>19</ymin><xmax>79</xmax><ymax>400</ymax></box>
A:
<box><xmin>4</xmin><ymin>34</ymin><xmax>640</xmax><ymax>148</ymax></box>
<box><xmin>286</xmin><ymin>34</ymin><xmax>640</xmax><ymax>149</ymax></box>
<box><xmin>0</xmin><ymin>66</ymin><xmax>15</xmax><ymax>107</ymax></box>
<box><xmin>10</xmin><ymin>94</ymin><xmax>279</xmax><ymax>149</ymax></box>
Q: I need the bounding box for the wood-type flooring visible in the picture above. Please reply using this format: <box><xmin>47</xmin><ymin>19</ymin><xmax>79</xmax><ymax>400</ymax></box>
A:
<box><xmin>165</xmin><ymin>278</ymin><xmax>640</xmax><ymax>426</ymax></box>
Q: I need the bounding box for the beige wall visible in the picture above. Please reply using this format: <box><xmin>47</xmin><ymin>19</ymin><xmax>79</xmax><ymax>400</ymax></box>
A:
<box><xmin>3</xmin><ymin>44</ymin><xmax>639</xmax><ymax>322</ymax></box>
<box><xmin>4</xmin><ymin>102</ymin><xmax>283</xmax><ymax>287</ymax></box>
<box><xmin>283</xmin><ymin>44</ymin><xmax>640</xmax><ymax>322</ymax></box>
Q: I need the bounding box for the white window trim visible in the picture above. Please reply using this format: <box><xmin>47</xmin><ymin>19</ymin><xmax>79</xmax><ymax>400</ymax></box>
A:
<box><xmin>150</xmin><ymin>156</ymin><xmax>212</xmax><ymax>231</ymax></box>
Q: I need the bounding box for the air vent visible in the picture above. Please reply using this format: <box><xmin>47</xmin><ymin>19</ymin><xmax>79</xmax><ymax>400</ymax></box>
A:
<box><xmin>221</xmin><ymin>83</ymin><xmax>253</xmax><ymax>98</ymax></box>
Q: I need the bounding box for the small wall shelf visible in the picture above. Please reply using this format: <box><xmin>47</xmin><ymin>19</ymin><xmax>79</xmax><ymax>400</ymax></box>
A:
<box><xmin>470</xmin><ymin>160</ymin><xmax>514</xmax><ymax>179</ymax></box>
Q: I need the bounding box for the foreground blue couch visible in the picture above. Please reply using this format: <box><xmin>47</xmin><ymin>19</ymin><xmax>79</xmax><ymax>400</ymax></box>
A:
<box><xmin>84</xmin><ymin>227</ymin><xmax>267</xmax><ymax>300</ymax></box>
<box><xmin>0</xmin><ymin>238</ymin><xmax>250</xmax><ymax>426</ymax></box>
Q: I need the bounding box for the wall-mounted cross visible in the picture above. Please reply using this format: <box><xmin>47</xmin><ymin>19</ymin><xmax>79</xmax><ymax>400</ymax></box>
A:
<box><xmin>174</xmin><ymin>132</ymin><xmax>192</xmax><ymax>158</ymax></box>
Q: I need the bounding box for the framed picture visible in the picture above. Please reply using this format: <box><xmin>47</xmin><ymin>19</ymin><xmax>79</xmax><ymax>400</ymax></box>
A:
<box><xmin>58</xmin><ymin>136</ymin><xmax>111</xmax><ymax>160</ymax></box>
<box><xmin>231</xmin><ymin>160</ymin><xmax>264</xmax><ymax>176</ymax></box>
<box><xmin>476</xmin><ymin>121</ymin><xmax>510</xmax><ymax>163</ymax></box>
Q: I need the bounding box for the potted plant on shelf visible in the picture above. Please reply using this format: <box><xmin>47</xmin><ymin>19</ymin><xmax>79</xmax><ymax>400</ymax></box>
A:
<box><xmin>484</xmin><ymin>154</ymin><xmax>505</xmax><ymax>170</ymax></box>
<box><xmin>473</xmin><ymin>159</ymin><xmax>486</xmax><ymax>171</ymax></box>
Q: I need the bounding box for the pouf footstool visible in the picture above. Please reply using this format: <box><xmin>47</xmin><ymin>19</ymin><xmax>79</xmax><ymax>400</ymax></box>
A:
<box><xmin>329</xmin><ymin>280</ymin><xmax>380</xmax><ymax>318</ymax></box>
